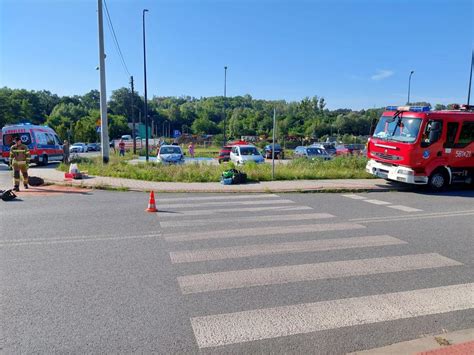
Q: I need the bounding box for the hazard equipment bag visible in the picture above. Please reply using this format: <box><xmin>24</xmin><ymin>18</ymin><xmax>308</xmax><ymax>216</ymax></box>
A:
<box><xmin>221</xmin><ymin>177</ymin><xmax>233</xmax><ymax>185</ymax></box>
<box><xmin>221</xmin><ymin>169</ymin><xmax>247</xmax><ymax>185</ymax></box>
<box><xmin>232</xmin><ymin>170</ymin><xmax>247</xmax><ymax>184</ymax></box>
<box><xmin>0</xmin><ymin>189</ymin><xmax>17</xmax><ymax>201</ymax></box>
<box><xmin>28</xmin><ymin>176</ymin><xmax>44</xmax><ymax>186</ymax></box>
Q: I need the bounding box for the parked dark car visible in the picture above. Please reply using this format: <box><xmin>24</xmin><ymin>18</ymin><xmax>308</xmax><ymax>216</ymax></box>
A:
<box><xmin>312</xmin><ymin>142</ymin><xmax>336</xmax><ymax>156</ymax></box>
<box><xmin>218</xmin><ymin>145</ymin><xmax>233</xmax><ymax>163</ymax></box>
<box><xmin>264</xmin><ymin>143</ymin><xmax>284</xmax><ymax>159</ymax></box>
<box><xmin>86</xmin><ymin>143</ymin><xmax>101</xmax><ymax>152</ymax></box>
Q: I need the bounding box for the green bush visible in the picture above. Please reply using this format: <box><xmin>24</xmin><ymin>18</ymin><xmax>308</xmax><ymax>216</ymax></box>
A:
<box><xmin>59</xmin><ymin>155</ymin><xmax>371</xmax><ymax>183</ymax></box>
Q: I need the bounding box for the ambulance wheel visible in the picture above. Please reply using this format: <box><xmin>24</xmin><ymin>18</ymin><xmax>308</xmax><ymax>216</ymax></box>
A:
<box><xmin>428</xmin><ymin>169</ymin><xmax>448</xmax><ymax>192</ymax></box>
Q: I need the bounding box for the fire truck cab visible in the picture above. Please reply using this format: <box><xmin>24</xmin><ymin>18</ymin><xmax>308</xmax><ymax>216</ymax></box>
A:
<box><xmin>366</xmin><ymin>105</ymin><xmax>474</xmax><ymax>191</ymax></box>
<box><xmin>1</xmin><ymin>123</ymin><xmax>64</xmax><ymax>166</ymax></box>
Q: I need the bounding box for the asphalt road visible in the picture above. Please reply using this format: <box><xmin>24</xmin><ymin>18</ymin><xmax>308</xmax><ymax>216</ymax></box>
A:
<box><xmin>1</xmin><ymin>166</ymin><xmax>473</xmax><ymax>353</ymax></box>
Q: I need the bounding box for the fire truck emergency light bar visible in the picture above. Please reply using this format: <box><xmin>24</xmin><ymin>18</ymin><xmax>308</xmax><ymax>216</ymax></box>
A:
<box><xmin>386</xmin><ymin>106</ymin><xmax>431</xmax><ymax>112</ymax></box>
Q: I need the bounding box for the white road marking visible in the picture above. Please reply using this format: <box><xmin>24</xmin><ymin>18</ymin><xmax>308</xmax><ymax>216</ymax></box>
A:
<box><xmin>178</xmin><ymin>253</ymin><xmax>461</xmax><ymax>294</ymax></box>
<box><xmin>0</xmin><ymin>234</ymin><xmax>159</xmax><ymax>246</ymax></box>
<box><xmin>191</xmin><ymin>283</ymin><xmax>474</xmax><ymax>348</ymax></box>
<box><xmin>164</xmin><ymin>223</ymin><xmax>366</xmax><ymax>242</ymax></box>
<box><xmin>363</xmin><ymin>199</ymin><xmax>392</xmax><ymax>205</ymax></box>
<box><xmin>387</xmin><ymin>205</ymin><xmax>423</xmax><ymax>212</ymax></box>
<box><xmin>350</xmin><ymin>210</ymin><xmax>474</xmax><ymax>223</ymax></box>
<box><xmin>155</xmin><ymin>194</ymin><xmax>280</xmax><ymax>203</ymax></box>
<box><xmin>170</xmin><ymin>235</ymin><xmax>406</xmax><ymax>263</ymax></box>
<box><xmin>159</xmin><ymin>199</ymin><xmax>296</xmax><ymax>210</ymax></box>
<box><xmin>342</xmin><ymin>194</ymin><xmax>367</xmax><ymax>200</ymax></box>
<box><xmin>157</xmin><ymin>205</ymin><xmax>312</xmax><ymax>218</ymax></box>
<box><xmin>160</xmin><ymin>213</ymin><xmax>335</xmax><ymax>228</ymax></box>
<box><xmin>342</xmin><ymin>194</ymin><xmax>422</xmax><ymax>213</ymax></box>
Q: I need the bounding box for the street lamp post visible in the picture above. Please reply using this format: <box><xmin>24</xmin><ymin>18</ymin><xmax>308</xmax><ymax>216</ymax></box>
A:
<box><xmin>407</xmin><ymin>70</ymin><xmax>414</xmax><ymax>105</ymax></box>
<box><xmin>223</xmin><ymin>66</ymin><xmax>227</xmax><ymax>146</ymax></box>
<box><xmin>142</xmin><ymin>9</ymin><xmax>149</xmax><ymax>161</ymax></box>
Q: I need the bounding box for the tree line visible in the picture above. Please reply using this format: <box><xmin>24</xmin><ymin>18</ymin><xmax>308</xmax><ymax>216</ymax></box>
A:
<box><xmin>0</xmin><ymin>86</ymin><xmax>456</xmax><ymax>144</ymax></box>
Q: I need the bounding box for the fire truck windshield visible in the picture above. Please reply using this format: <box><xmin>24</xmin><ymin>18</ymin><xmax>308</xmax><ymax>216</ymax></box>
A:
<box><xmin>373</xmin><ymin>116</ymin><xmax>422</xmax><ymax>143</ymax></box>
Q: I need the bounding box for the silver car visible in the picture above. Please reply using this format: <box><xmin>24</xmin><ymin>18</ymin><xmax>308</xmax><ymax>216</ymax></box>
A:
<box><xmin>157</xmin><ymin>145</ymin><xmax>185</xmax><ymax>164</ymax></box>
<box><xmin>294</xmin><ymin>146</ymin><xmax>332</xmax><ymax>160</ymax></box>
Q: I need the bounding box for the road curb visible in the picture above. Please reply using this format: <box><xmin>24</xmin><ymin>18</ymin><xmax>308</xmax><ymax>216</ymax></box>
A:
<box><xmin>349</xmin><ymin>328</ymin><xmax>474</xmax><ymax>355</ymax></box>
<box><xmin>41</xmin><ymin>179</ymin><xmax>399</xmax><ymax>194</ymax></box>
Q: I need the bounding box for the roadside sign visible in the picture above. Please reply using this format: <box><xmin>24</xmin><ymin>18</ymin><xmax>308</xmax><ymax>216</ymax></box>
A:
<box><xmin>96</xmin><ymin>126</ymin><xmax>101</xmax><ymax>133</ymax></box>
<box><xmin>173</xmin><ymin>130</ymin><xmax>181</xmax><ymax>138</ymax></box>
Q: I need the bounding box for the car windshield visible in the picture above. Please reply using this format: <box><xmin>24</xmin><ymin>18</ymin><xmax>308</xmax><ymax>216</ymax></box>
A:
<box><xmin>240</xmin><ymin>147</ymin><xmax>259</xmax><ymax>155</ymax></box>
<box><xmin>160</xmin><ymin>147</ymin><xmax>182</xmax><ymax>154</ymax></box>
<box><xmin>307</xmin><ymin>148</ymin><xmax>326</xmax><ymax>155</ymax></box>
<box><xmin>373</xmin><ymin>115</ymin><xmax>422</xmax><ymax>143</ymax></box>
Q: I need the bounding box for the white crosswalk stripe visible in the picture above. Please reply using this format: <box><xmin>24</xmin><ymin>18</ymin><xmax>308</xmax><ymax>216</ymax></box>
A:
<box><xmin>158</xmin><ymin>198</ymin><xmax>296</xmax><ymax>210</ymax></box>
<box><xmin>169</xmin><ymin>235</ymin><xmax>406</xmax><ymax>263</ymax></box>
<box><xmin>363</xmin><ymin>199</ymin><xmax>392</xmax><ymax>205</ymax></box>
<box><xmin>342</xmin><ymin>194</ymin><xmax>367</xmax><ymax>200</ymax></box>
<box><xmin>157</xmin><ymin>205</ymin><xmax>313</xmax><ymax>218</ymax></box>
<box><xmin>191</xmin><ymin>283</ymin><xmax>474</xmax><ymax>348</ymax></box>
<box><xmin>160</xmin><ymin>212</ymin><xmax>334</xmax><ymax>228</ymax></box>
<box><xmin>165</xmin><ymin>222</ymin><xmax>366</xmax><ymax>242</ymax></box>
<box><xmin>178</xmin><ymin>253</ymin><xmax>461</xmax><ymax>294</ymax></box>
<box><xmin>155</xmin><ymin>194</ymin><xmax>280</xmax><ymax>203</ymax></box>
<box><xmin>387</xmin><ymin>205</ymin><xmax>423</xmax><ymax>212</ymax></box>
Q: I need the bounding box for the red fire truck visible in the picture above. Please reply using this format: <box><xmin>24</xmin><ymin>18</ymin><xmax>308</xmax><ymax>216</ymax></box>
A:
<box><xmin>366</xmin><ymin>105</ymin><xmax>474</xmax><ymax>191</ymax></box>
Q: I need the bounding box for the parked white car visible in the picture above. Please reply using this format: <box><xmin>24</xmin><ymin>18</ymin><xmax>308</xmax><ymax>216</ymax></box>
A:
<box><xmin>70</xmin><ymin>142</ymin><xmax>87</xmax><ymax>153</ymax></box>
<box><xmin>157</xmin><ymin>145</ymin><xmax>185</xmax><ymax>164</ymax></box>
<box><xmin>230</xmin><ymin>145</ymin><xmax>264</xmax><ymax>165</ymax></box>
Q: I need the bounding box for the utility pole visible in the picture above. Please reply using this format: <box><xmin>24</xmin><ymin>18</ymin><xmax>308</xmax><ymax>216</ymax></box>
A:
<box><xmin>142</xmin><ymin>9</ymin><xmax>149</xmax><ymax>161</ymax></box>
<box><xmin>467</xmin><ymin>50</ymin><xmax>473</xmax><ymax>106</ymax></box>
<box><xmin>407</xmin><ymin>70</ymin><xmax>414</xmax><ymax>105</ymax></box>
<box><xmin>130</xmin><ymin>75</ymin><xmax>136</xmax><ymax>154</ymax></box>
<box><xmin>223</xmin><ymin>66</ymin><xmax>227</xmax><ymax>146</ymax></box>
<box><xmin>272</xmin><ymin>108</ymin><xmax>276</xmax><ymax>180</ymax></box>
<box><xmin>97</xmin><ymin>0</ymin><xmax>110</xmax><ymax>163</ymax></box>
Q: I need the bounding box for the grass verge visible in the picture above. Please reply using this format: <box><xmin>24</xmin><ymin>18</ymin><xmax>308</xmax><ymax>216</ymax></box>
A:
<box><xmin>59</xmin><ymin>155</ymin><xmax>372</xmax><ymax>183</ymax></box>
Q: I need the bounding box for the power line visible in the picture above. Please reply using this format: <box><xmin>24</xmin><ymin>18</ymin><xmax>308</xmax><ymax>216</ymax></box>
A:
<box><xmin>103</xmin><ymin>0</ymin><xmax>131</xmax><ymax>77</ymax></box>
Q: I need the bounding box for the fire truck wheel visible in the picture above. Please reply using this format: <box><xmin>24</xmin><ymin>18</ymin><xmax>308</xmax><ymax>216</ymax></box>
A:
<box><xmin>428</xmin><ymin>169</ymin><xmax>449</xmax><ymax>191</ymax></box>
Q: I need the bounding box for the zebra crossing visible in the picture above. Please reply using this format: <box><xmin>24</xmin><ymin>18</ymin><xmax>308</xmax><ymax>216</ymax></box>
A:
<box><xmin>155</xmin><ymin>193</ymin><xmax>471</xmax><ymax>351</ymax></box>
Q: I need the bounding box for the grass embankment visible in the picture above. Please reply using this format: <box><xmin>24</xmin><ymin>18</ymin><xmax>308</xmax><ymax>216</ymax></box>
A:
<box><xmin>60</xmin><ymin>155</ymin><xmax>372</xmax><ymax>183</ymax></box>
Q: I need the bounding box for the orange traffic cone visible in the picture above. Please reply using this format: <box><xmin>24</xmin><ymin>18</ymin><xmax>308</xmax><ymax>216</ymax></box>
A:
<box><xmin>146</xmin><ymin>191</ymin><xmax>158</xmax><ymax>212</ymax></box>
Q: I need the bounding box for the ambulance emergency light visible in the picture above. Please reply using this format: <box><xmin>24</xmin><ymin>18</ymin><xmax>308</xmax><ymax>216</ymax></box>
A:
<box><xmin>386</xmin><ymin>105</ymin><xmax>431</xmax><ymax>112</ymax></box>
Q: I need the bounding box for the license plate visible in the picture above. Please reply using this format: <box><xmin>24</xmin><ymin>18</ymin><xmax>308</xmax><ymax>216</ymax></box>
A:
<box><xmin>376</xmin><ymin>171</ymin><xmax>388</xmax><ymax>179</ymax></box>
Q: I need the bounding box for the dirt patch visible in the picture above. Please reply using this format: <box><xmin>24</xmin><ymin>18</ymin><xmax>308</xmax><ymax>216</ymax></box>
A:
<box><xmin>14</xmin><ymin>185</ymin><xmax>92</xmax><ymax>197</ymax></box>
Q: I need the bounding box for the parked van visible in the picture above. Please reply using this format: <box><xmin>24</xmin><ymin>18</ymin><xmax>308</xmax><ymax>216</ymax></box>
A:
<box><xmin>230</xmin><ymin>145</ymin><xmax>265</xmax><ymax>165</ymax></box>
<box><xmin>1</xmin><ymin>123</ymin><xmax>64</xmax><ymax>165</ymax></box>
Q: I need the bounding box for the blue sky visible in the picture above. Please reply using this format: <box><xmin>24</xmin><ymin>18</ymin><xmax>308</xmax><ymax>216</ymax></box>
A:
<box><xmin>1</xmin><ymin>0</ymin><xmax>473</xmax><ymax>109</ymax></box>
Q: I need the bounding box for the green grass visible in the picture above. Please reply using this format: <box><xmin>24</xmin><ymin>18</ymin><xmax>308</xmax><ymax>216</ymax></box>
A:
<box><xmin>59</xmin><ymin>155</ymin><xmax>372</xmax><ymax>183</ymax></box>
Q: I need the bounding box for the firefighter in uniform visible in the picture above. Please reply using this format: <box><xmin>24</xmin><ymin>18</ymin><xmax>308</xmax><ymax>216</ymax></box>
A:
<box><xmin>10</xmin><ymin>136</ymin><xmax>30</xmax><ymax>191</ymax></box>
